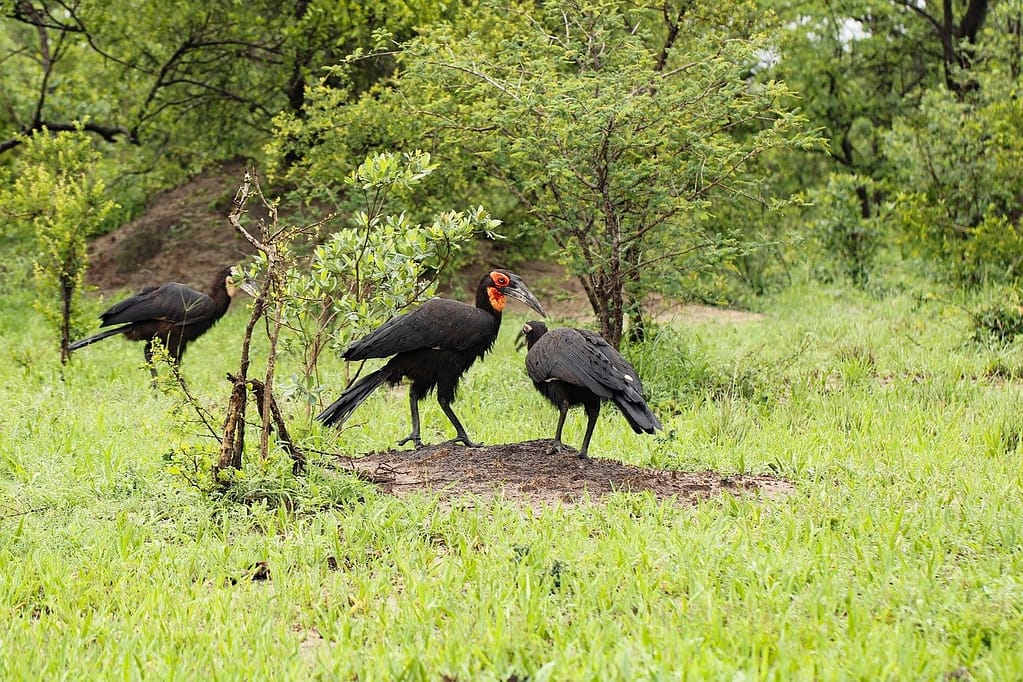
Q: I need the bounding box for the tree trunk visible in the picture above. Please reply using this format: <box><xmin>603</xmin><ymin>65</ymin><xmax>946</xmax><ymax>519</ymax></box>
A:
<box><xmin>60</xmin><ymin>273</ymin><xmax>72</xmax><ymax>365</ymax></box>
<box><xmin>627</xmin><ymin>298</ymin><xmax>646</xmax><ymax>345</ymax></box>
<box><xmin>216</xmin><ymin>378</ymin><xmax>247</xmax><ymax>478</ymax></box>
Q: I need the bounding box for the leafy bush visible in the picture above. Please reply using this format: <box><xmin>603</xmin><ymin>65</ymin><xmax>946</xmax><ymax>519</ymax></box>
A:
<box><xmin>0</xmin><ymin>129</ymin><xmax>117</xmax><ymax>362</ymax></box>
<box><xmin>808</xmin><ymin>173</ymin><xmax>885</xmax><ymax>287</ymax></box>
<box><xmin>886</xmin><ymin>58</ymin><xmax>1023</xmax><ymax>284</ymax></box>
<box><xmin>970</xmin><ymin>292</ymin><xmax>1023</xmax><ymax>344</ymax></box>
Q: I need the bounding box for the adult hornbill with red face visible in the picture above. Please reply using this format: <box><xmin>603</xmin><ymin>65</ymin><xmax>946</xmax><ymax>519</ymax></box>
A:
<box><xmin>520</xmin><ymin>321</ymin><xmax>662</xmax><ymax>458</ymax></box>
<box><xmin>69</xmin><ymin>265</ymin><xmax>258</xmax><ymax>376</ymax></box>
<box><xmin>317</xmin><ymin>269</ymin><xmax>546</xmax><ymax>448</ymax></box>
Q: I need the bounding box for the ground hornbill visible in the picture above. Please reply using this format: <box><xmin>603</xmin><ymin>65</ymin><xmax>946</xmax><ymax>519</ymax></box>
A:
<box><xmin>69</xmin><ymin>266</ymin><xmax>258</xmax><ymax>377</ymax></box>
<box><xmin>520</xmin><ymin>321</ymin><xmax>662</xmax><ymax>458</ymax></box>
<box><xmin>317</xmin><ymin>270</ymin><xmax>546</xmax><ymax>448</ymax></box>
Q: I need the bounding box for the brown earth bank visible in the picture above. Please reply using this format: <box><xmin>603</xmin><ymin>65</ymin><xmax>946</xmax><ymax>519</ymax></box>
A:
<box><xmin>86</xmin><ymin>159</ymin><xmax>258</xmax><ymax>293</ymax></box>
<box><xmin>85</xmin><ymin>161</ymin><xmax>763</xmax><ymax>324</ymax></box>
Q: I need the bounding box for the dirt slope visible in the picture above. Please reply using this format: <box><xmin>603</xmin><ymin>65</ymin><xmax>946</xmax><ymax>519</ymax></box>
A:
<box><xmin>86</xmin><ymin>159</ymin><xmax>257</xmax><ymax>293</ymax></box>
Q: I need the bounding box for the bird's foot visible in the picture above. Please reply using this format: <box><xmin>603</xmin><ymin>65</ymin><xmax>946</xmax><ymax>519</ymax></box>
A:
<box><xmin>396</xmin><ymin>434</ymin><xmax>424</xmax><ymax>449</ymax></box>
<box><xmin>448</xmin><ymin>434</ymin><xmax>483</xmax><ymax>448</ymax></box>
<box><xmin>546</xmin><ymin>439</ymin><xmax>576</xmax><ymax>457</ymax></box>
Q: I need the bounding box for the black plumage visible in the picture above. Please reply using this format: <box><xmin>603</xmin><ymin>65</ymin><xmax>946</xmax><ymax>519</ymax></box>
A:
<box><xmin>317</xmin><ymin>270</ymin><xmax>546</xmax><ymax>448</ymax></box>
<box><xmin>520</xmin><ymin>321</ymin><xmax>662</xmax><ymax>458</ymax></box>
<box><xmin>69</xmin><ymin>266</ymin><xmax>256</xmax><ymax>374</ymax></box>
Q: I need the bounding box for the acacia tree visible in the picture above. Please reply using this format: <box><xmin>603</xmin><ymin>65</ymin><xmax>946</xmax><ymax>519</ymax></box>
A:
<box><xmin>0</xmin><ymin>128</ymin><xmax>116</xmax><ymax>362</ymax></box>
<box><xmin>383</xmin><ymin>0</ymin><xmax>817</xmax><ymax>346</ymax></box>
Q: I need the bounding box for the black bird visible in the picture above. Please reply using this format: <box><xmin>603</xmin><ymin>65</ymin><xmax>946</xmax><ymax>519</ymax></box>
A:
<box><xmin>317</xmin><ymin>270</ymin><xmax>547</xmax><ymax>448</ymax></box>
<box><xmin>69</xmin><ymin>266</ymin><xmax>258</xmax><ymax>375</ymax></box>
<box><xmin>520</xmin><ymin>321</ymin><xmax>662</xmax><ymax>458</ymax></box>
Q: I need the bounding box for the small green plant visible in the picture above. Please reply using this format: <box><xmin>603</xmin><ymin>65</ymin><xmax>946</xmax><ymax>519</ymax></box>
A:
<box><xmin>970</xmin><ymin>294</ymin><xmax>1023</xmax><ymax>344</ymax></box>
<box><xmin>809</xmin><ymin>173</ymin><xmax>884</xmax><ymax>288</ymax></box>
<box><xmin>0</xmin><ymin>128</ymin><xmax>117</xmax><ymax>364</ymax></box>
<box><xmin>209</xmin><ymin>153</ymin><xmax>498</xmax><ymax>485</ymax></box>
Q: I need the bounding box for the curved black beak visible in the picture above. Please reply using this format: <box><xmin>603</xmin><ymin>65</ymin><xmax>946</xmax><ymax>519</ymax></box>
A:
<box><xmin>515</xmin><ymin>322</ymin><xmax>534</xmax><ymax>351</ymax></box>
<box><xmin>230</xmin><ymin>267</ymin><xmax>261</xmax><ymax>297</ymax></box>
<box><xmin>239</xmin><ymin>277</ymin><xmax>260</xmax><ymax>297</ymax></box>
<box><xmin>504</xmin><ymin>274</ymin><xmax>547</xmax><ymax>317</ymax></box>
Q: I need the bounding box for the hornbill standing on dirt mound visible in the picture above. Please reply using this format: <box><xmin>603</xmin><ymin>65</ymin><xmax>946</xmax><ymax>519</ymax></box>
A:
<box><xmin>69</xmin><ymin>266</ymin><xmax>258</xmax><ymax>377</ymax></box>
<box><xmin>519</xmin><ymin>321</ymin><xmax>662</xmax><ymax>458</ymax></box>
<box><xmin>317</xmin><ymin>270</ymin><xmax>547</xmax><ymax>448</ymax></box>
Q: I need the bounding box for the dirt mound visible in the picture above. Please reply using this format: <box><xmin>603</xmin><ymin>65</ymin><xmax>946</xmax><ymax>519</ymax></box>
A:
<box><xmin>86</xmin><ymin>159</ymin><xmax>257</xmax><ymax>293</ymax></box>
<box><xmin>337</xmin><ymin>439</ymin><xmax>793</xmax><ymax>509</ymax></box>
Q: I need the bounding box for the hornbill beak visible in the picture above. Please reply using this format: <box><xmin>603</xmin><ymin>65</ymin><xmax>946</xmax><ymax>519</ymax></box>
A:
<box><xmin>230</xmin><ymin>267</ymin><xmax>261</xmax><ymax>297</ymax></box>
<box><xmin>504</xmin><ymin>274</ymin><xmax>547</xmax><ymax>317</ymax></box>
<box><xmin>239</xmin><ymin>277</ymin><xmax>260</xmax><ymax>297</ymax></box>
<box><xmin>515</xmin><ymin>322</ymin><xmax>533</xmax><ymax>351</ymax></box>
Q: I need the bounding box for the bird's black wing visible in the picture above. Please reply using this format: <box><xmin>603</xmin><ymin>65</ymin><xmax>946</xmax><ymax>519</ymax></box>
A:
<box><xmin>575</xmin><ymin>329</ymin><xmax>648</xmax><ymax>394</ymax></box>
<box><xmin>568</xmin><ymin>329</ymin><xmax>662</xmax><ymax>431</ymax></box>
<box><xmin>344</xmin><ymin>298</ymin><xmax>497</xmax><ymax>360</ymax></box>
<box><xmin>100</xmin><ymin>283</ymin><xmax>216</xmax><ymax>328</ymax></box>
<box><xmin>527</xmin><ymin>328</ymin><xmax>634</xmax><ymax>399</ymax></box>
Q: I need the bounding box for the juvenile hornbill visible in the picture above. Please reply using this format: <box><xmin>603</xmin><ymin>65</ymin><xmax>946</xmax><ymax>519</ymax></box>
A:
<box><xmin>317</xmin><ymin>270</ymin><xmax>546</xmax><ymax>448</ymax></box>
<box><xmin>520</xmin><ymin>321</ymin><xmax>662</xmax><ymax>458</ymax></box>
<box><xmin>69</xmin><ymin>265</ymin><xmax>258</xmax><ymax>376</ymax></box>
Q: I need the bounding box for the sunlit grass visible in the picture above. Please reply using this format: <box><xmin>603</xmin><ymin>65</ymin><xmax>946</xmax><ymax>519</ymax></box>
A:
<box><xmin>3</xmin><ymin>280</ymin><xmax>1023</xmax><ymax>679</ymax></box>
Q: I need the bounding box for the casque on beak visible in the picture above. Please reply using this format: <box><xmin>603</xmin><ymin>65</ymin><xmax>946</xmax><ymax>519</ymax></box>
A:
<box><xmin>503</xmin><ymin>274</ymin><xmax>547</xmax><ymax>317</ymax></box>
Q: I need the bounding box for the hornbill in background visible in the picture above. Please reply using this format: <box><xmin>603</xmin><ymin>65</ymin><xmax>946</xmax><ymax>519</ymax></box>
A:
<box><xmin>317</xmin><ymin>269</ymin><xmax>547</xmax><ymax>448</ymax></box>
<box><xmin>69</xmin><ymin>266</ymin><xmax>258</xmax><ymax>376</ymax></box>
<box><xmin>520</xmin><ymin>321</ymin><xmax>662</xmax><ymax>458</ymax></box>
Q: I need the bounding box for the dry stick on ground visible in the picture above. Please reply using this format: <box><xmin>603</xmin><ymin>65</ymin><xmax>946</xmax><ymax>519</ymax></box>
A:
<box><xmin>246</xmin><ymin>376</ymin><xmax>304</xmax><ymax>474</ymax></box>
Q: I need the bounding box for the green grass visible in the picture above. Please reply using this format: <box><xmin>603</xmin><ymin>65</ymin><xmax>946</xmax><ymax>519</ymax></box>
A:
<box><xmin>3</xmin><ymin>281</ymin><xmax>1023</xmax><ymax>679</ymax></box>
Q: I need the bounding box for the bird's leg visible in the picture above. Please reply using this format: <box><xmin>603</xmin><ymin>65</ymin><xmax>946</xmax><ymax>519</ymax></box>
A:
<box><xmin>396</xmin><ymin>388</ymin><xmax>425</xmax><ymax>449</ymax></box>
<box><xmin>554</xmin><ymin>403</ymin><xmax>569</xmax><ymax>443</ymax></box>
<box><xmin>439</xmin><ymin>398</ymin><xmax>482</xmax><ymax>448</ymax></box>
<box><xmin>544</xmin><ymin>403</ymin><xmax>572</xmax><ymax>456</ymax></box>
<box><xmin>578</xmin><ymin>403</ymin><xmax>601</xmax><ymax>459</ymax></box>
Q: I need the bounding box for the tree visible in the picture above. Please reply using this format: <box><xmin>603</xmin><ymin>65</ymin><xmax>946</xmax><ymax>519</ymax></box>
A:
<box><xmin>382</xmin><ymin>0</ymin><xmax>817</xmax><ymax>346</ymax></box>
<box><xmin>0</xmin><ymin>0</ymin><xmax>462</xmax><ymax>212</ymax></box>
<box><xmin>275</xmin><ymin>150</ymin><xmax>496</xmax><ymax>411</ymax></box>
<box><xmin>885</xmin><ymin>1</ymin><xmax>1023</xmax><ymax>281</ymax></box>
<box><xmin>210</xmin><ymin>152</ymin><xmax>492</xmax><ymax>483</ymax></box>
<box><xmin>0</xmin><ymin>127</ymin><xmax>117</xmax><ymax>362</ymax></box>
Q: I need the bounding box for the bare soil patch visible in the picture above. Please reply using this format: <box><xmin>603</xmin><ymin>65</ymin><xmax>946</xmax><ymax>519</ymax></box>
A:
<box><xmin>337</xmin><ymin>439</ymin><xmax>793</xmax><ymax>509</ymax></box>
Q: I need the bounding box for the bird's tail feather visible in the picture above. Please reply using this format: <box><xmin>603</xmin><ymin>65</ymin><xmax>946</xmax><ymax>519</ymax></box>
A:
<box><xmin>317</xmin><ymin>367</ymin><xmax>393</xmax><ymax>427</ymax></box>
<box><xmin>68</xmin><ymin>326</ymin><xmax>126</xmax><ymax>352</ymax></box>
<box><xmin>614</xmin><ymin>396</ymin><xmax>662</xmax><ymax>434</ymax></box>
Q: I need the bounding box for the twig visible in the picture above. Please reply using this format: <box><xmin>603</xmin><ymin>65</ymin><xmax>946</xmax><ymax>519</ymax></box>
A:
<box><xmin>0</xmin><ymin>505</ymin><xmax>53</xmax><ymax>520</ymax></box>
